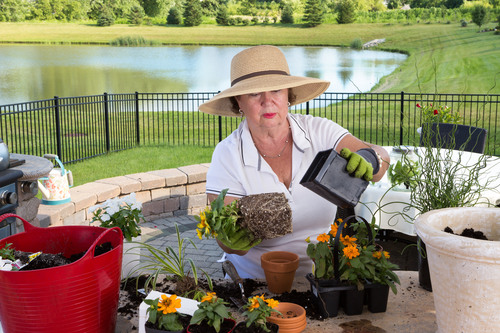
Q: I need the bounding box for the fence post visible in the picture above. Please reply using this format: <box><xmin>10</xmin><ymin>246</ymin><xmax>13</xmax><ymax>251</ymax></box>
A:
<box><xmin>135</xmin><ymin>92</ymin><xmax>140</xmax><ymax>145</ymax></box>
<box><xmin>306</xmin><ymin>101</ymin><xmax>310</xmax><ymax>115</ymax></box>
<box><xmin>218</xmin><ymin>116</ymin><xmax>223</xmax><ymax>142</ymax></box>
<box><xmin>400</xmin><ymin>91</ymin><xmax>405</xmax><ymax>146</ymax></box>
<box><xmin>54</xmin><ymin>96</ymin><xmax>62</xmax><ymax>160</ymax></box>
<box><xmin>104</xmin><ymin>92</ymin><xmax>110</xmax><ymax>152</ymax></box>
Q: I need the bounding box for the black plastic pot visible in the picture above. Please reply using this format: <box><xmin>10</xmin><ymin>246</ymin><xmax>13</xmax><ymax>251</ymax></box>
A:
<box><xmin>417</xmin><ymin>237</ymin><xmax>433</xmax><ymax>291</ymax></box>
<box><xmin>306</xmin><ymin>273</ymin><xmax>342</xmax><ymax>318</ymax></box>
<box><xmin>300</xmin><ymin>149</ymin><xmax>369</xmax><ymax>208</ymax></box>
<box><xmin>365</xmin><ymin>283</ymin><xmax>390</xmax><ymax>313</ymax></box>
<box><xmin>342</xmin><ymin>288</ymin><xmax>365</xmax><ymax>316</ymax></box>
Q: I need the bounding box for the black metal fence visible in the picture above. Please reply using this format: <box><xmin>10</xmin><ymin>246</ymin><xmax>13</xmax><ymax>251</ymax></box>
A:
<box><xmin>1</xmin><ymin>91</ymin><xmax>499</xmax><ymax>163</ymax></box>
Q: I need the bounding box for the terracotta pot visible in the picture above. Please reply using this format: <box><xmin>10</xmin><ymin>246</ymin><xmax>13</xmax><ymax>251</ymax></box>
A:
<box><xmin>261</xmin><ymin>251</ymin><xmax>299</xmax><ymax>294</ymax></box>
<box><xmin>415</xmin><ymin>207</ymin><xmax>500</xmax><ymax>333</ymax></box>
<box><xmin>267</xmin><ymin>302</ymin><xmax>307</xmax><ymax>333</ymax></box>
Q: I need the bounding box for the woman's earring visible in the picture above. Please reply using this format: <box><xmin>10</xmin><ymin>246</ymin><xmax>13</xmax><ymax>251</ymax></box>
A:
<box><xmin>288</xmin><ymin>102</ymin><xmax>291</xmax><ymax>107</ymax></box>
<box><xmin>239</xmin><ymin>109</ymin><xmax>244</xmax><ymax>117</ymax></box>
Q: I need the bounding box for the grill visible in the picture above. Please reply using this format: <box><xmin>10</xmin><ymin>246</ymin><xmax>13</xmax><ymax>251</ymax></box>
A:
<box><xmin>0</xmin><ymin>159</ymin><xmax>25</xmax><ymax>239</ymax></box>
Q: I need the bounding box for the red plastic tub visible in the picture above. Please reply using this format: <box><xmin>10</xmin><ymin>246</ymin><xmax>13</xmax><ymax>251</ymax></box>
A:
<box><xmin>0</xmin><ymin>213</ymin><xmax>123</xmax><ymax>333</ymax></box>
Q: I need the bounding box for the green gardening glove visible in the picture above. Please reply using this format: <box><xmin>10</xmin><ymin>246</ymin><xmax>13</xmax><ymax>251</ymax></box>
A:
<box><xmin>340</xmin><ymin>148</ymin><xmax>374</xmax><ymax>181</ymax></box>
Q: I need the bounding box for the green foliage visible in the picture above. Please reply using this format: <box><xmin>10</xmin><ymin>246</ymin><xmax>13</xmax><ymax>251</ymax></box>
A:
<box><xmin>215</xmin><ymin>4</ymin><xmax>230</xmax><ymax>25</ymax></box>
<box><xmin>0</xmin><ymin>0</ymin><xmax>29</xmax><ymax>21</ymax></box>
<box><xmin>128</xmin><ymin>5</ymin><xmax>145</xmax><ymax>24</ymax></box>
<box><xmin>167</xmin><ymin>6</ymin><xmax>182</xmax><ymax>25</ymax></box>
<box><xmin>386</xmin><ymin>0</ymin><xmax>401</xmax><ymax>9</ymax></box>
<box><xmin>281</xmin><ymin>2</ymin><xmax>294</xmax><ymax>23</ymax></box>
<box><xmin>183</xmin><ymin>0</ymin><xmax>203</xmax><ymax>26</ymax></box>
<box><xmin>241</xmin><ymin>296</ymin><xmax>280</xmax><ymax>332</ymax></box>
<box><xmin>195</xmin><ymin>189</ymin><xmax>262</xmax><ymax>251</ymax></box>
<box><xmin>127</xmin><ymin>224</ymin><xmax>213</xmax><ymax>295</ymax></box>
<box><xmin>109</xmin><ymin>35</ymin><xmax>160</xmax><ymax>46</ymax></box>
<box><xmin>388</xmin><ymin>158</ymin><xmax>420</xmax><ymax>189</ymax></box>
<box><xmin>144</xmin><ymin>295</ymin><xmax>185</xmax><ymax>331</ymax></box>
<box><xmin>141</xmin><ymin>0</ymin><xmax>168</xmax><ymax>18</ymax></box>
<box><xmin>97</xmin><ymin>6</ymin><xmax>115</xmax><ymax>26</ymax></box>
<box><xmin>336</xmin><ymin>0</ymin><xmax>356</xmax><ymax>24</ymax></box>
<box><xmin>350</xmin><ymin>37</ymin><xmax>363</xmax><ymax>49</ymax></box>
<box><xmin>471</xmin><ymin>3</ymin><xmax>489</xmax><ymax>28</ymax></box>
<box><xmin>304</xmin><ymin>0</ymin><xmax>324</xmax><ymax>27</ymax></box>
<box><xmin>0</xmin><ymin>243</ymin><xmax>15</xmax><ymax>261</ymax></box>
<box><xmin>190</xmin><ymin>292</ymin><xmax>233</xmax><ymax>332</ymax></box>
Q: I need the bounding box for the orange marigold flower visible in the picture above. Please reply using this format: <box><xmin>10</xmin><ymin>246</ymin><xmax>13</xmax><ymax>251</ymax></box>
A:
<box><xmin>373</xmin><ymin>251</ymin><xmax>382</xmax><ymax>259</ymax></box>
<box><xmin>383</xmin><ymin>251</ymin><xmax>390</xmax><ymax>259</ymax></box>
<box><xmin>341</xmin><ymin>235</ymin><xmax>357</xmax><ymax>247</ymax></box>
<box><xmin>317</xmin><ymin>233</ymin><xmax>330</xmax><ymax>243</ymax></box>
<box><xmin>265</xmin><ymin>298</ymin><xmax>279</xmax><ymax>309</ymax></box>
<box><xmin>201</xmin><ymin>292</ymin><xmax>216</xmax><ymax>303</ymax></box>
<box><xmin>343</xmin><ymin>245</ymin><xmax>360</xmax><ymax>259</ymax></box>
<box><xmin>329</xmin><ymin>223</ymin><xmax>338</xmax><ymax>236</ymax></box>
<box><xmin>157</xmin><ymin>294</ymin><xmax>181</xmax><ymax>314</ymax></box>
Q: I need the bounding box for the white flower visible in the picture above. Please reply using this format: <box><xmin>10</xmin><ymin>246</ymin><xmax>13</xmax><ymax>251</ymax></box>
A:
<box><xmin>101</xmin><ymin>214</ymin><xmax>111</xmax><ymax>222</ymax></box>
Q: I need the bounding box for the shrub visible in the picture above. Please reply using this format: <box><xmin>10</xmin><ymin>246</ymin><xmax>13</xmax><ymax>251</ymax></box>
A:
<box><xmin>97</xmin><ymin>7</ymin><xmax>115</xmax><ymax>26</ymax></box>
<box><xmin>304</xmin><ymin>0</ymin><xmax>324</xmax><ymax>27</ymax></box>
<box><xmin>460</xmin><ymin>19</ymin><xmax>468</xmax><ymax>27</ymax></box>
<box><xmin>281</xmin><ymin>3</ymin><xmax>294</xmax><ymax>24</ymax></box>
<box><xmin>215</xmin><ymin>5</ymin><xmax>229</xmax><ymax>25</ymax></box>
<box><xmin>167</xmin><ymin>7</ymin><xmax>182</xmax><ymax>25</ymax></box>
<box><xmin>183</xmin><ymin>0</ymin><xmax>203</xmax><ymax>26</ymax></box>
<box><xmin>350</xmin><ymin>38</ymin><xmax>363</xmax><ymax>49</ymax></box>
<box><xmin>471</xmin><ymin>4</ymin><xmax>489</xmax><ymax>28</ymax></box>
<box><xmin>336</xmin><ymin>0</ymin><xmax>356</xmax><ymax>24</ymax></box>
<box><xmin>128</xmin><ymin>5</ymin><xmax>145</xmax><ymax>25</ymax></box>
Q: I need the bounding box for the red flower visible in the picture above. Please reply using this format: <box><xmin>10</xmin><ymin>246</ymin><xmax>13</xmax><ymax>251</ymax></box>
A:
<box><xmin>434</xmin><ymin>110</ymin><xmax>438</xmax><ymax>115</ymax></box>
<box><xmin>416</xmin><ymin>103</ymin><xmax>421</xmax><ymax>108</ymax></box>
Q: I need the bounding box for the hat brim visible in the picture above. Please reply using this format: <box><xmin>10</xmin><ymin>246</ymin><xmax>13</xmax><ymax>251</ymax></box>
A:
<box><xmin>199</xmin><ymin>74</ymin><xmax>330</xmax><ymax>117</ymax></box>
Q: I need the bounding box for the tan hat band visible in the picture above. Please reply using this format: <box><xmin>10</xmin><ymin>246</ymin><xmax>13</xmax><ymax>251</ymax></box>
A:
<box><xmin>231</xmin><ymin>70</ymin><xmax>289</xmax><ymax>86</ymax></box>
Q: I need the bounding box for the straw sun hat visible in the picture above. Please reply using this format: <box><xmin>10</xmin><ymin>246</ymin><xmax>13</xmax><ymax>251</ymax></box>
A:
<box><xmin>199</xmin><ymin>45</ymin><xmax>330</xmax><ymax>117</ymax></box>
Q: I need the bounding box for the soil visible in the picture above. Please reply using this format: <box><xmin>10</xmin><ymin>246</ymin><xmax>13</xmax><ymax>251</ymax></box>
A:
<box><xmin>187</xmin><ymin>319</ymin><xmax>236</xmax><ymax>333</ymax></box>
<box><xmin>144</xmin><ymin>314</ymin><xmax>192</xmax><ymax>331</ymax></box>
<box><xmin>13</xmin><ymin>242</ymin><xmax>113</xmax><ymax>271</ymax></box>
<box><xmin>444</xmin><ymin>227</ymin><xmax>488</xmax><ymax>240</ymax></box>
<box><xmin>233</xmin><ymin>322</ymin><xmax>279</xmax><ymax>333</ymax></box>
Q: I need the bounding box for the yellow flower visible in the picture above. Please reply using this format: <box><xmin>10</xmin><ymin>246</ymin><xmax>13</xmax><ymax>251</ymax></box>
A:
<box><xmin>329</xmin><ymin>222</ymin><xmax>338</xmax><ymax>237</ymax></box>
<box><xmin>248</xmin><ymin>296</ymin><xmax>261</xmax><ymax>311</ymax></box>
<box><xmin>341</xmin><ymin>235</ymin><xmax>357</xmax><ymax>247</ymax></box>
<box><xmin>373</xmin><ymin>251</ymin><xmax>382</xmax><ymax>259</ymax></box>
<box><xmin>383</xmin><ymin>251</ymin><xmax>390</xmax><ymax>259</ymax></box>
<box><xmin>265</xmin><ymin>298</ymin><xmax>279</xmax><ymax>309</ymax></box>
<box><xmin>305</xmin><ymin>236</ymin><xmax>311</xmax><ymax>243</ymax></box>
<box><xmin>157</xmin><ymin>294</ymin><xmax>181</xmax><ymax>315</ymax></box>
<box><xmin>317</xmin><ymin>233</ymin><xmax>330</xmax><ymax>243</ymax></box>
<box><xmin>201</xmin><ymin>292</ymin><xmax>216</xmax><ymax>303</ymax></box>
<box><xmin>343</xmin><ymin>245</ymin><xmax>360</xmax><ymax>259</ymax></box>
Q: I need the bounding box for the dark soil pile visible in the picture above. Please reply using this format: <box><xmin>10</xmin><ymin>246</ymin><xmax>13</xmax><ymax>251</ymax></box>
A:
<box><xmin>444</xmin><ymin>227</ymin><xmax>488</xmax><ymax>240</ymax></box>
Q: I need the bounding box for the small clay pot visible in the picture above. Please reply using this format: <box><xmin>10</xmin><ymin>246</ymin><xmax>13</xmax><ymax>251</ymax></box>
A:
<box><xmin>261</xmin><ymin>251</ymin><xmax>299</xmax><ymax>294</ymax></box>
<box><xmin>267</xmin><ymin>302</ymin><xmax>307</xmax><ymax>333</ymax></box>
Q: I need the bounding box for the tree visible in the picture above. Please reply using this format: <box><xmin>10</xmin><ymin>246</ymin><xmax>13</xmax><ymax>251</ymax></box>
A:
<box><xmin>445</xmin><ymin>0</ymin><xmax>463</xmax><ymax>9</ymax></box>
<box><xmin>386</xmin><ymin>0</ymin><xmax>401</xmax><ymax>9</ymax></box>
<box><xmin>471</xmin><ymin>4</ymin><xmax>488</xmax><ymax>28</ymax></box>
<box><xmin>167</xmin><ymin>6</ymin><xmax>182</xmax><ymax>24</ymax></box>
<box><xmin>281</xmin><ymin>2</ymin><xmax>294</xmax><ymax>24</ymax></box>
<box><xmin>215</xmin><ymin>4</ymin><xmax>229</xmax><ymax>25</ymax></box>
<box><xmin>183</xmin><ymin>0</ymin><xmax>202</xmax><ymax>26</ymax></box>
<box><xmin>97</xmin><ymin>6</ymin><xmax>115</xmax><ymax>26</ymax></box>
<box><xmin>336</xmin><ymin>0</ymin><xmax>356</xmax><ymax>24</ymax></box>
<box><xmin>303</xmin><ymin>0</ymin><xmax>324</xmax><ymax>27</ymax></box>
<box><xmin>128</xmin><ymin>5</ymin><xmax>145</xmax><ymax>24</ymax></box>
<box><xmin>141</xmin><ymin>0</ymin><xmax>168</xmax><ymax>18</ymax></box>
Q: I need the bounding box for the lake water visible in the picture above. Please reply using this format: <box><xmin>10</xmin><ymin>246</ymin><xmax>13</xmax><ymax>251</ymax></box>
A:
<box><xmin>0</xmin><ymin>44</ymin><xmax>407</xmax><ymax>105</ymax></box>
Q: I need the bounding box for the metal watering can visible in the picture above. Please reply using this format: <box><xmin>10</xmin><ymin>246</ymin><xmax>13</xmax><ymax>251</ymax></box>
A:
<box><xmin>38</xmin><ymin>154</ymin><xmax>73</xmax><ymax>205</ymax></box>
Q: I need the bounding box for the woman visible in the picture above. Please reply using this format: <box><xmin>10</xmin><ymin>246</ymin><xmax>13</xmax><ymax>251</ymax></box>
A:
<box><xmin>199</xmin><ymin>45</ymin><xmax>390</xmax><ymax>279</ymax></box>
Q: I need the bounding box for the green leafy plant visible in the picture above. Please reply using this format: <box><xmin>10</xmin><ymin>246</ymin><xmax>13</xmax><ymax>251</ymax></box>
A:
<box><xmin>128</xmin><ymin>224</ymin><xmax>213</xmax><ymax>298</ymax></box>
<box><xmin>189</xmin><ymin>292</ymin><xmax>233</xmax><ymax>333</ymax></box>
<box><xmin>144</xmin><ymin>294</ymin><xmax>186</xmax><ymax>331</ymax></box>
<box><xmin>195</xmin><ymin>189</ymin><xmax>261</xmax><ymax>251</ymax></box>
<box><xmin>89</xmin><ymin>193</ymin><xmax>144</xmax><ymax>242</ymax></box>
<box><xmin>306</xmin><ymin>218</ymin><xmax>400</xmax><ymax>293</ymax></box>
<box><xmin>0</xmin><ymin>243</ymin><xmax>15</xmax><ymax>261</ymax></box>
<box><xmin>240</xmin><ymin>295</ymin><xmax>280</xmax><ymax>332</ymax></box>
<box><xmin>388</xmin><ymin>159</ymin><xmax>420</xmax><ymax>189</ymax></box>
<box><xmin>417</xmin><ymin>103</ymin><xmax>461</xmax><ymax>124</ymax></box>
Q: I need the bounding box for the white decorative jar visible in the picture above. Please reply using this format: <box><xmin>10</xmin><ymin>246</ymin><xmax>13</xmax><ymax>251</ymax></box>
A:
<box><xmin>414</xmin><ymin>207</ymin><xmax>500</xmax><ymax>333</ymax></box>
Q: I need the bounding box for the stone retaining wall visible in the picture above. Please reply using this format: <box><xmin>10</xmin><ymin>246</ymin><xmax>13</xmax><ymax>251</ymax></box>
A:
<box><xmin>36</xmin><ymin>164</ymin><xmax>210</xmax><ymax>227</ymax></box>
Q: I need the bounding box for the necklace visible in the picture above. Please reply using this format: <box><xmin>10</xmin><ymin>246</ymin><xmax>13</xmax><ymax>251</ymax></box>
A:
<box><xmin>257</xmin><ymin>132</ymin><xmax>290</xmax><ymax>158</ymax></box>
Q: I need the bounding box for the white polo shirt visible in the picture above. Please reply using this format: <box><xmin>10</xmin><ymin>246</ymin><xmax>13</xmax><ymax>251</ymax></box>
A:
<box><xmin>206</xmin><ymin>113</ymin><xmax>349</xmax><ymax>279</ymax></box>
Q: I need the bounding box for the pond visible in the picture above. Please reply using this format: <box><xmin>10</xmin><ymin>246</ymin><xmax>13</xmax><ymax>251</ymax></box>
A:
<box><xmin>0</xmin><ymin>44</ymin><xmax>407</xmax><ymax>105</ymax></box>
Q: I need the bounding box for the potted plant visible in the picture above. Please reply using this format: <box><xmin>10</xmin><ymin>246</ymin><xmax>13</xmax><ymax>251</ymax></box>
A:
<box><xmin>144</xmin><ymin>294</ymin><xmax>191</xmax><ymax>333</ymax></box>
<box><xmin>196</xmin><ymin>189</ymin><xmax>292</xmax><ymax>251</ymax></box>
<box><xmin>234</xmin><ymin>294</ymin><xmax>281</xmax><ymax>333</ymax></box>
<box><xmin>187</xmin><ymin>291</ymin><xmax>236</xmax><ymax>333</ymax></box>
<box><xmin>414</xmin><ymin>207</ymin><xmax>500</xmax><ymax>333</ymax></box>
<box><xmin>89</xmin><ymin>192</ymin><xmax>145</xmax><ymax>279</ymax></box>
<box><xmin>387</xmin><ymin>158</ymin><xmax>419</xmax><ymax>191</ymax></box>
<box><xmin>305</xmin><ymin>216</ymin><xmax>400</xmax><ymax>316</ymax></box>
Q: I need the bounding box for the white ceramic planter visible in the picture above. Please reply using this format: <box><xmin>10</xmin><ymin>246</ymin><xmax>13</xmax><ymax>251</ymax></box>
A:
<box><xmin>415</xmin><ymin>207</ymin><xmax>500</xmax><ymax>333</ymax></box>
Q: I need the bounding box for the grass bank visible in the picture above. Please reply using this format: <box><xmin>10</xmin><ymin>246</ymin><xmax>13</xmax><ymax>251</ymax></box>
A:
<box><xmin>1</xmin><ymin>22</ymin><xmax>499</xmax><ymax>94</ymax></box>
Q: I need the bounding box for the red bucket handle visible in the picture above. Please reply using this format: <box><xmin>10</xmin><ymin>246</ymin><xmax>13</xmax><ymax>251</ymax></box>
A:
<box><xmin>0</xmin><ymin>213</ymin><xmax>123</xmax><ymax>261</ymax></box>
<box><xmin>0</xmin><ymin>213</ymin><xmax>38</xmax><ymax>233</ymax></box>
